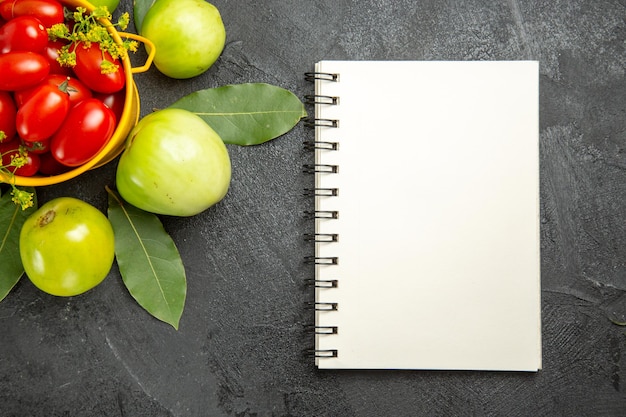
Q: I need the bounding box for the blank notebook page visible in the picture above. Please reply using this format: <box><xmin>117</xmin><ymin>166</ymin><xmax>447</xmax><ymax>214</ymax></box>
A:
<box><xmin>312</xmin><ymin>60</ymin><xmax>542</xmax><ymax>371</ymax></box>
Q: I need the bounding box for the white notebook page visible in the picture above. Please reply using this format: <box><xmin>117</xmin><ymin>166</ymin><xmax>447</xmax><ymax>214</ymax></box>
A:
<box><xmin>313</xmin><ymin>60</ymin><xmax>541</xmax><ymax>371</ymax></box>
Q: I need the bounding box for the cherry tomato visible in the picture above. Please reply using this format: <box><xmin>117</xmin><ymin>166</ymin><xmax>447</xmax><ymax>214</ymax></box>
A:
<box><xmin>0</xmin><ymin>15</ymin><xmax>47</xmax><ymax>53</ymax></box>
<box><xmin>15</xmin><ymin>74</ymin><xmax>92</xmax><ymax>107</ymax></box>
<box><xmin>73</xmin><ymin>43</ymin><xmax>125</xmax><ymax>94</ymax></box>
<box><xmin>0</xmin><ymin>51</ymin><xmax>49</xmax><ymax>90</ymax></box>
<box><xmin>51</xmin><ymin>98</ymin><xmax>116</xmax><ymax>166</ymax></box>
<box><xmin>0</xmin><ymin>0</ymin><xmax>64</xmax><ymax>28</ymax></box>
<box><xmin>43</xmin><ymin>39</ymin><xmax>73</xmax><ymax>75</ymax></box>
<box><xmin>0</xmin><ymin>142</ymin><xmax>40</xmax><ymax>176</ymax></box>
<box><xmin>94</xmin><ymin>88</ymin><xmax>125</xmax><ymax>122</ymax></box>
<box><xmin>20</xmin><ymin>136</ymin><xmax>49</xmax><ymax>153</ymax></box>
<box><xmin>16</xmin><ymin>83</ymin><xmax>70</xmax><ymax>142</ymax></box>
<box><xmin>37</xmin><ymin>149</ymin><xmax>69</xmax><ymax>175</ymax></box>
<box><xmin>0</xmin><ymin>90</ymin><xmax>17</xmax><ymax>140</ymax></box>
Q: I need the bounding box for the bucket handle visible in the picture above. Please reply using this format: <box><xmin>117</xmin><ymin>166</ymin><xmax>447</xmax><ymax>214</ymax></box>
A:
<box><xmin>118</xmin><ymin>32</ymin><xmax>156</xmax><ymax>74</ymax></box>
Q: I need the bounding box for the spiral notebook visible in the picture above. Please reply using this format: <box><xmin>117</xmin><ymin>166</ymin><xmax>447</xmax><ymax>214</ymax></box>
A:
<box><xmin>306</xmin><ymin>60</ymin><xmax>542</xmax><ymax>371</ymax></box>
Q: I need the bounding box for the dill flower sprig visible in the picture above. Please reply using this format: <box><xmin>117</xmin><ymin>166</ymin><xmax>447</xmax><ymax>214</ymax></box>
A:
<box><xmin>0</xmin><ymin>147</ymin><xmax>34</xmax><ymax>210</ymax></box>
<box><xmin>47</xmin><ymin>6</ymin><xmax>138</xmax><ymax>74</ymax></box>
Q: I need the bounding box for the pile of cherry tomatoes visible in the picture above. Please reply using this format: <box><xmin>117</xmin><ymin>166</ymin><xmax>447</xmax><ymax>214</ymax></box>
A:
<box><xmin>0</xmin><ymin>0</ymin><xmax>125</xmax><ymax>177</ymax></box>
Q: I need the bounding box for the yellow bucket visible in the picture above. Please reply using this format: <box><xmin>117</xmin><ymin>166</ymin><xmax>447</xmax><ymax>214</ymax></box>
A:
<box><xmin>0</xmin><ymin>0</ymin><xmax>154</xmax><ymax>187</ymax></box>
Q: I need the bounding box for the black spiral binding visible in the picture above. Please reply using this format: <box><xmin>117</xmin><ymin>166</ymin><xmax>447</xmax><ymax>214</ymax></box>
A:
<box><xmin>304</xmin><ymin>278</ymin><xmax>339</xmax><ymax>288</ymax></box>
<box><xmin>304</xmin><ymin>233</ymin><xmax>338</xmax><ymax>243</ymax></box>
<box><xmin>304</xmin><ymin>256</ymin><xmax>338</xmax><ymax>265</ymax></box>
<box><xmin>304</xmin><ymin>301</ymin><xmax>338</xmax><ymax>311</ymax></box>
<box><xmin>304</xmin><ymin>70</ymin><xmax>340</xmax><ymax>360</ymax></box>
<box><xmin>304</xmin><ymin>324</ymin><xmax>339</xmax><ymax>334</ymax></box>
<box><xmin>304</xmin><ymin>210</ymin><xmax>338</xmax><ymax>219</ymax></box>
<box><xmin>304</xmin><ymin>71</ymin><xmax>338</xmax><ymax>82</ymax></box>
<box><xmin>302</xmin><ymin>164</ymin><xmax>338</xmax><ymax>174</ymax></box>
<box><xmin>303</xmin><ymin>118</ymin><xmax>339</xmax><ymax>128</ymax></box>
<box><xmin>303</xmin><ymin>187</ymin><xmax>338</xmax><ymax>197</ymax></box>
<box><xmin>303</xmin><ymin>141</ymin><xmax>338</xmax><ymax>152</ymax></box>
<box><xmin>304</xmin><ymin>95</ymin><xmax>339</xmax><ymax>105</ymax></box>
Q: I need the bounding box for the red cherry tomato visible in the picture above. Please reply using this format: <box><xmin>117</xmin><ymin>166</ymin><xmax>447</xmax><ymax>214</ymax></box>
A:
<box><xmin>43</xmin><ymin>39</ymin><xmax>73</xmax><ymax>75</ymax></box>
<box><xmin>94</xmin><ymin>88</ymin><xmax>125</xmax><ymax>122</ymax></box>
<box><xmin>0</xmin><ymin>51</ymin><xmax>49</xmax><ymax>90</ymax></box>
<box><xmin>73</xmin><ymin>43</ymin><xmax>125</xmax><ymax>94</ymax></box>
<box><xmin>0</xmin><ymin>0</ymin><xmax>64</xmax><ymax>28</ymax></box>
<box><xmin>15</xmin><ymin>74</ymin><xmax>92</xmax><ymax>107</ymax></box>
<box><xmin>0</xmin><ymin>15</ymin><xmax>48</xmax><ymax>53</ymax></box>
<box><xmin>0</xmin><ymin>142</ymin><xmax>40</xmax><ymax>176</ymax></box>
<box><xmin>0</xmin><ymin>90</ymin><xmax>17</xmax><ymax>140</ymax></box>
<box><xmin>16</xmin><ymin>83</ymin><xmax>70</xmax><ymax>142</ymax></box>
<box><xmin>37</xmin><ymin>149</ymin><xmax>69</xmax><ymax>175</ymax></box>
<box><xmin>51</xmin><ymin>98</ymin><xmax>116</xmax><ymax>166</ymax></box>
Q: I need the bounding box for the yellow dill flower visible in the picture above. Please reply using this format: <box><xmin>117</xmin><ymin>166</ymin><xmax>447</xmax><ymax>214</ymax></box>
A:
<box><xmin>9</xmin><ymin>153</ymin><xmax>27</xmax><ymax>169</ymax></box>
<box><xmin>0</xmin><ymin>148</ymin><xmax>34</xmax><ymax>210</ymax></box>
<box><xmin>45</xmin><ymin>6</ymin><xmax>137</xmax><ymax>73</ymax></box>
<box><xmin>11</xmin><ymin>188</ymin><xmax>34</xmax><ymax>210</ymax></box>
<box><xmin>99</xmin><ymin>60</ymin><xmax>118</xmax><ymax>74</ymax></box>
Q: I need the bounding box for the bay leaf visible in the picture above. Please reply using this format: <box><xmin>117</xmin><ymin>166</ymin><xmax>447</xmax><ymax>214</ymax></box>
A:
<box><xmin>107</xmin><ymin>187</ymin><xmax>186</xmax><ymax>330</ymax></box>
<box><xmin>132</xmin><ymin>0</ymin><xmax>157</xmax><ymax>33</ymax></box>
<box><xmin>0</xmin><ymin>187</ymin><xmax>37</xmax><ymax>302</ymax></box>
<box><xmin>168</xmin><ymin>82</ymin><xmax>307</xmax><ymax>146</ymax></box>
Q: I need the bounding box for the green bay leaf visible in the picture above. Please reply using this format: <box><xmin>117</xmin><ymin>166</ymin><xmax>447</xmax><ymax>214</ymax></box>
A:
<box><xmin>0</xmin><ymin>187</ymin><xmax>37</xmax><ymax>302</ymax></box>
<box><xmin>107</xmin><ymin>187</ymin><xmax>186</xmax><ymax>329</ymax></box>
<box><xmin>168</xmin><ymin>82</ymin><xmax>307</xmax><ymax>146</ymax></box>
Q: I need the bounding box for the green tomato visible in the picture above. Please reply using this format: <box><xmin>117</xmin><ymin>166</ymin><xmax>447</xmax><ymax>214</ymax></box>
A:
<box><xmin>88</xmin><ymin>0</ymin><xmax>120</xmax><ymax>13</ymax></box>
<box><xmin>19</xmin><ymin>197</ymin><xmax>115</xmax><ymax>297</ymax></box>
<box><xmin>115</xmin><ymin>108</ymin><xmax>231</xmax><ymax>217</ymax></box>
<box><xmin>141</xmin><ymin>0</ymin><xmax>226</xmax><ymax>79</ymax></box>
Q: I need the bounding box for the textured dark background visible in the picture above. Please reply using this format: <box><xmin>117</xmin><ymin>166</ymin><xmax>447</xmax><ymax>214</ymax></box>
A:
<box><xmin>1</xmin><ymin>0</ymin><xmax>626</xmax><ymax>416</ymax></box>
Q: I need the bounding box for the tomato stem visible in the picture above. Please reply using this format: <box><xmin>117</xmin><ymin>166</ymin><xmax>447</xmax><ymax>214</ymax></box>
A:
<box><xmin>57</xmin><ymin>78</ymin><xmax>71</xmax><ymax>94</ymax></box>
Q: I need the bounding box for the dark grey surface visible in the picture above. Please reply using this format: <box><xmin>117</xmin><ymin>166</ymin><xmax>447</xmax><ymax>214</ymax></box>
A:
<box><xmin>1</xmin><ymin>0</ymin><xmax>626</xmax><ymax>415</ymax></box>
